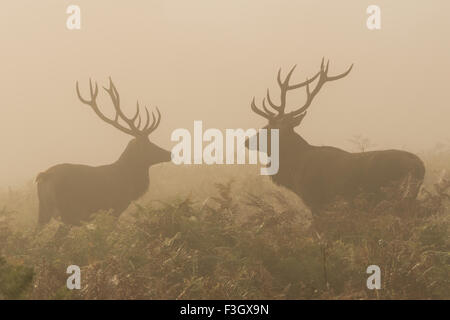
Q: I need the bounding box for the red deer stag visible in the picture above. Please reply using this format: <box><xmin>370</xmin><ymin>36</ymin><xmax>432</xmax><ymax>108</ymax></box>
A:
<box><xmin>247</xmin><ymin>59</ymin><xmax>425</xmax><ymax>214</ymax></box>
<box><xmin>36</xmin><ymin>78</ymin><xmax>171</xmax><ymax>225</ymax></box>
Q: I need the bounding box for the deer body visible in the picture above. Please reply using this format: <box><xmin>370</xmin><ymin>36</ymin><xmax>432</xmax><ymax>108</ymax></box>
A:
<box><xmin>274</xmin><ymin>132</ymin><xmax>425</xmax><ymax>212</ymax></box>
<box><xmin>37</xmin><ymin>79</ymin><xmax>170</xmax><ymax>225</ymax></box>
<box><xmin>37</xmin><ymin>163</ymin><xmax>147</xmax><ymax>225</ymax></box>
<box><xmin>248</xmin><ymin>59</ymin><xmax>425</xmax><ymax>213</ymax></box>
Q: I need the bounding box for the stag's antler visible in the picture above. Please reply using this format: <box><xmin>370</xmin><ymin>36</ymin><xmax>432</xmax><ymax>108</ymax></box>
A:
<box><xmin>251</xmin><ymin>58</ymin><xmax>353</xmax><ymax>122</ymax></box>
<box><xmin>76</xmin><ymin>78</ymin><xmax>161</xmax><ymax>137</ymax></box>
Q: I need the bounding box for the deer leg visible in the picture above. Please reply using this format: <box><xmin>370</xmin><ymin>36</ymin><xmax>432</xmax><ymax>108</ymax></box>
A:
<box><xmin>37</xmin><ymin>180</ymin><xmax>59</xmax><ymax>225</ymax></box>
<box><xmin>37</xmin><ymin>197</ymin><xmax>52</xmax><ymax>225</ymax></box>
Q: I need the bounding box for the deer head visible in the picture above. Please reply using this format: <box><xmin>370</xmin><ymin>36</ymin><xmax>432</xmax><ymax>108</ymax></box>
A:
<box><xmin>76</xmin><ymin>78</ymin><xmax>171</xmax><ymax>168</ymax></box>
<box><xmin>247</xmin><ymin>58</ymin><xmax>353</xmax><ymax>154</ymax></box>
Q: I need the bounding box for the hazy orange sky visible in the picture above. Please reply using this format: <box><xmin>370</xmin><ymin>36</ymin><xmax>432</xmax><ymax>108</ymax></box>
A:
<box><xmin>1</xmin><ymin>1</ymin><xmax>449</xmax><ymax>187</ymax></box>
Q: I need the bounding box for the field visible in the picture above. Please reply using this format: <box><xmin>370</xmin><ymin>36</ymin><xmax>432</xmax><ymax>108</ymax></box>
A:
<box><xmin>0</xmin><ymin>146</ymin><xmax>449</xmax><ymax>300</ymax></box>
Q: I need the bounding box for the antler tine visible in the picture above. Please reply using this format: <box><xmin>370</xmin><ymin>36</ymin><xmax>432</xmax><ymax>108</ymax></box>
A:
<box><xmin>76</xmin><ymin>81</ymin><xmax>88</xmax><ymax>104</ymax></box>
<box><xmin>289</xmin><ymin>77</ymin><xmax>326</xmax><ymax>118</ymax></box>
<box><xmin>270</xmin><ymin>66</ymin><xmax>297</xmax><ymax>115</ymax></box>
<box><xmin>144</xmin><ymin>107</ymin><xmax>161</xmax><ymax>134</ymax></box>
<box><xmin>266</xmin><ymin>89</ymin><xmax>278</xmax><ymax>108</ymax></box>
<box><xmin>289</xmin><ymin>59</ymin><xmax>353</xmax><ymax>118</ymax></box>
<box><xmin>251</xmin><ymin>97</ymin><xmax>273</xmax><ymax>120</ymax></box>
<box><xmin>136</xmin><ymin>115</ymin><xmax>142</xmax><ymax>130</ymax></box>
<box><xmin>110</xmin><ymin>78</ymin><xmax>120</xmax><ymax>104</ymax></box>
<box><xmin>76</xmin><ymin>79</ymin><xmax>135</xmax><ymax>136</ymax></box>
<box><xmin>266</xmin><ymin>88</ymin><xmax>284</xmax><ymax>113</ymax></box>
<box><xmin>134</xmin><ymin>100</ymin><xmax>142</xmax><ymax>130</ymax></box>
<box><xmin>77</xmin><ymin>78</ymin><xmax>163</xmax><ymax>137</ymax></box>
<box><xmin>288</xmin><ymin>71</ymin><xmax>320</xmax><ymax>90</ymax></box>
<box><xmin>103</xmin><ymin>78</ymin><xmax>145</xmax><ymax>135</ymax></box>
<box><xmin>284</xmin><ymin>65</ymin><xmax>297</xmax><ymax>85</ymax></box>
<box><xmin>76</xmin><ymin>79</ymin><xmax>98</xmax><ymax>104</ymax></box>
<box><xmin>251</xmin><ymin>59</ymin><xmax>353</xmax><ymax>123</ymax></box>
<box><xmin>261</xmin><ymin>98</ymin><xmax>276</xmax><ymax>117</ymax></box>
<box><xmin>277</xmin><ymin>65</ymin><xmax>297</xmax><ymax>87</ymax></box>
<box><xmin>306</xmin><ymin>78</ymin><xmax>311</xmax><ymax>97</ymax></box>
<box><xmin>103</xmin><ymin>78</ymin><xmax>127</xmax><ymax>121</ymax></box>
<box><xmin>132</xmin><ymin>101</ymin><xmax>140</xmax><ymax>123</ymax></box>
<box><xmin>251</xmin><ymin>65</ymin><xmax>301</xmax><ymax>120</ymax></box>
<box><xmin>150</xmin><ymin>111</ymin><xmax>157</xmax><ymax>130</ymax></box>
<box><xmin>154</xmin><ymin>108</ymin><xmax>162</xmax><ymax>130</ymax></box>
<box><xmin>261</xmin><ymin>65</ymin><xmax>320</xmax><ymax>118</ymax></box>
<box><xmin>327</xmin><ymin>63</ymin><xmax>353</xmax><ymax>81</ymax></box>
<box><xmin>89</xmin><ymin>78</ymin><xmax>99</xmax><ymax>98</ymax></box>
<box><xmin>143</xmin><ymin>107</ymin><xmax>150</xmax><ymax>131</ymax></box>
<box><xmin>276</xmin><ymin>68</ymin><xmax>284</xmax><ymax>87</ymax></box>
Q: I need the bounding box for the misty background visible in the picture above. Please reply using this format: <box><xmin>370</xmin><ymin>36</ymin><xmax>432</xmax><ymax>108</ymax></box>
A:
<box><xmin>0</xmin><ymin>0</ymin><xmax>449</xmax><ymax>187</ymax></box>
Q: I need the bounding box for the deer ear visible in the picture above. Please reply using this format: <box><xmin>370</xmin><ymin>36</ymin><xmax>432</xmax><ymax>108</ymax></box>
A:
<box><xmin>291</xmin><ymin>112</ymin><xmax>307</xmax><ymax>127</ymax></box>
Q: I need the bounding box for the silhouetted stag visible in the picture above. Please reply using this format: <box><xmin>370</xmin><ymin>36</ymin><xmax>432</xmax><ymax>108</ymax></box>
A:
<box><xmin>36</xmin><ymin>79</ymin><xmax>171</xmax><ymax>225</ymax></box>
<box><xmin>247</xmin><ymin>59</ymin><xmax>425</xmax><ymax>214</ymax></box>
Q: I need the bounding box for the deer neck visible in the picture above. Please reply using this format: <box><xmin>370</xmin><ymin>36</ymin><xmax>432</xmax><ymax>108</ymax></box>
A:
<box><xmin>272</xmin><ymin>131</ymin><xmax>311</xmax><ymax>186</ymax></box>
<box><xmin>112</xmin><ymin>147</ymin><xmax>151</xmax><ymax>200</ymax></box>
<box><xmin>115</xmin><ymin>146</ymin><xmax>151</xmax><ymax>174</ymax></box>
<box><xmin>280</xmin><ymin>131</ymin><xmax>311</xmax><ymax>154</ymax></box>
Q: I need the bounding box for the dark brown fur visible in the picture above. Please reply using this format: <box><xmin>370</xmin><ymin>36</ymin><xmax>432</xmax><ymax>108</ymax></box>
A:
<box><xmin>37</xmin><ymin>138</ymin><xmax>170</xmax><ymax>225</ymax></box>
<box><xmin>37</xmin><ymin>78</ymin><xmax>171</xmax><ymax>225</ymax></box>
<box><xmin>270</xmin><ymin>129</ymin><xmax>425</xmax><ymax>213</ymax></box>
<box><xmin>248</xmin><ymin>59</ymin><xmax>425</xmax><ymax>214</ymax></box>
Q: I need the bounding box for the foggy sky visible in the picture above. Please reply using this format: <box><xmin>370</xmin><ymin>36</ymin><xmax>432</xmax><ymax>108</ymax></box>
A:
<box><xmin>1</xmin><ymin>1</ymin><xmax>449</xmax><ymax>187</ymax></box>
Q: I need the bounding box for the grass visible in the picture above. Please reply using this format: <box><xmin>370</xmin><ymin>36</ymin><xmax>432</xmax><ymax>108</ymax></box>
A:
<box><xmin>0</xmin><ymin>147</ymin><xmax>449</xmax><ymax>300</ymax></box>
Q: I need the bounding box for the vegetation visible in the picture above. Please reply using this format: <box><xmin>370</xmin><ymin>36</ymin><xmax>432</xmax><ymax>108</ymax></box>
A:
<box><xmin>0</xmin><ymin>146</ymin><xmax>449</xmax><ymax>300</ymax></box>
